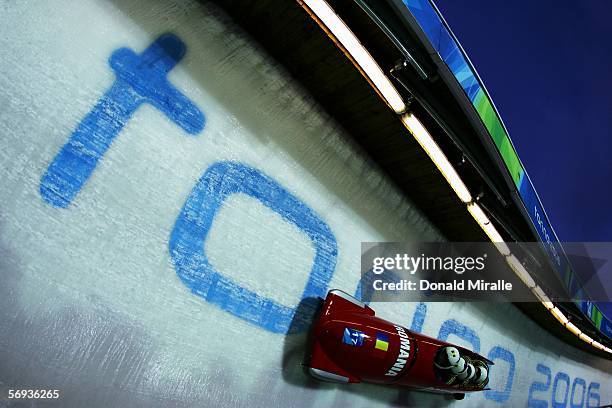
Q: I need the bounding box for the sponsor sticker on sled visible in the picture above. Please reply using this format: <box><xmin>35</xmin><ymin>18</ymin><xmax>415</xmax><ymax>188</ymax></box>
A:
<box><xmin>343</xmin><ymin>328</ymin><xmax>365</xmax><ymax>347</ymax></box>
<box><xmin>375</xmin><ymin>333</ymin><xmax>389</xmax><ymax>351</ymax></box>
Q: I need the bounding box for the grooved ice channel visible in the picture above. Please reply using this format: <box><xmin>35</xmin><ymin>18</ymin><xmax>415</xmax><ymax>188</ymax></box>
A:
<box><xmin>0</xmin><ymin>0</ymin><xmax>610</xmax><ymax>407</ymax></box>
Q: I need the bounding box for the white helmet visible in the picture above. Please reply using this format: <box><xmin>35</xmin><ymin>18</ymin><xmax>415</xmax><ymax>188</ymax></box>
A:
<box><xmin>450</xmin><ymin>357</ymin><xmax>466</xmax><ymax>375</ymax></box>
<box><xmin>474</xmin><ymin>365</ymin><xmax>488</xmax><ymax>385</ymax></box>
<box><xmin>457</xmin><ymin>363</ymin><xmax>475</xmax><ymax>381</ymax></box>
<box><xmin>434</xmin><ymin>346</ymin><xmax>461</xmax><ymax>369</ymax></box>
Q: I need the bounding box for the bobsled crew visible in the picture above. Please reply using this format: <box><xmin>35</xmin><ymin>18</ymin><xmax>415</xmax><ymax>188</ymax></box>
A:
<box><xmin>307</xmin><ymin>290</ymin><xmax>491</xmax><ymax>400</ymax></box>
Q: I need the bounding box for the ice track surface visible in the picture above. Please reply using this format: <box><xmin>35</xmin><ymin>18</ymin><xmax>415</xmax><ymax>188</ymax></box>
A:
<box><xmin>0</xmin><ymin>1</ymin><xmax>610</xmax><ymax>407</ymax></box>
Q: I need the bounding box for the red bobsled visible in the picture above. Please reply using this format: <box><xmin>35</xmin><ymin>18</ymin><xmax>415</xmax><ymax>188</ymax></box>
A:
<box><xmin>307</xmin><ymin>290</ymin><xmax>492</xmax><ymax>400</ymax></box>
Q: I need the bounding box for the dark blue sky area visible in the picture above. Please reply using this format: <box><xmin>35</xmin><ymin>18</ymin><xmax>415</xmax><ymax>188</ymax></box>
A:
<box><xmin>435</xmin><ymin>0</ymin><xmax>612</xmax><ymax>242</ymax></box>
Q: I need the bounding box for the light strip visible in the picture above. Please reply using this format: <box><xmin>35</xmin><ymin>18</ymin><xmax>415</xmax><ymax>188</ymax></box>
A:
<box><xmin>466</xmin><ymin>202</ymin><xmax>511</xmax><ymax>255</ymax></box>
<box><xmin>299</xmin><ymin>0</ymin><xmax>611</xmax><ymax>354</ymax></box>
<box><xmin>541</xmin><ymin>300</ymin><xmax>555</xmax><ymax>310</ymax></box>
<box><xmin>550</xmin><ymin>307</ymin><xmax>569</xmax><ymax>325</ymax></box>
<box><xmin>505</xmin><ymin>255</ymin><xmax>536</xmax><ymax>288</ymax></box>
<box><xmin>301</xmin><ymin>0</ymin><xmax>406</xmax><ymax>113</ymax></box>
<box><xmin>401</xmin><ymin>113</ymin><xmax>472</xmax><ymax>203</ymax></box>
<box><xmin>565</xmin><ymin>322</ymin><xmax>581</xmax><ymax>336</ymax></box>
<box><xmin>532</xmin><ymin>285</ymin><xmax>553</xmax><ymax>307</ymax></box>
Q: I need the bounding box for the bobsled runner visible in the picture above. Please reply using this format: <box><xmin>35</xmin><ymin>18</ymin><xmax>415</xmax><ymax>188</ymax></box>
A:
<box><xmin>307</xmin><ymin>290</ymin><xmax>493</xmax><ymax>400</ymax></box>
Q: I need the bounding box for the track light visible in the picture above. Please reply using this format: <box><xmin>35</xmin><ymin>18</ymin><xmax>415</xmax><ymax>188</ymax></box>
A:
<box><xmin>532</xmin><ymin>285</ymin><xmax>553</xmax><ymax>308</ymax></box>
<box><xmin>300</xmin><ymin>0</ymin><xmax>406</xmax><ymax>113</ymax></box>
<box><xmin>565</xmin><ymin>322</ymin><xmax>581</xmax><ymax>336</ymax></box>
<box><xmin>465</xmin><ymin>203</ymin><xmax>510</xmax><ymax>256</ymax></box>
<box><xmin>550</xmin><ymin>307</ymin><xmax>569</xmax><ymax>325</ymax></box>
<box><xmin>505</xmin><ymin>255</ymin><xmax>536</xmax><ymax>288</ymax></box>
<box><xmin>402</xmin><ymin>113</ymin><xmax>472</xmax><ymax>203</ymax></box>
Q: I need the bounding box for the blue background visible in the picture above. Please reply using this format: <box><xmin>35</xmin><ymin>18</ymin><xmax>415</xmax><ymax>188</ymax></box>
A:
<box><xmin>434</xmin><ymin>0</ymin><xmax>612</xmax><ymax>243</ymax></box>
<box><xmin>434</xmin><ymin>0</ymin><xmax>612</xmax><ymax>319</ymax></box>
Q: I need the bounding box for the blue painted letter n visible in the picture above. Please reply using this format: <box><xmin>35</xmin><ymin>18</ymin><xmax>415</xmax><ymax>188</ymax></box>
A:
<box><xmin>40</xmin><ymin>33</ymin><xmax>205</xmax><ymax>208</ymax></box>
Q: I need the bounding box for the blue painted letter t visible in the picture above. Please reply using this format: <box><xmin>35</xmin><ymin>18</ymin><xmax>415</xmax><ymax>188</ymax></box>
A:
<box><xmin>40</xmin><ymin>33</ymin><xmax>205</xmax><ymax>208</ymax></box>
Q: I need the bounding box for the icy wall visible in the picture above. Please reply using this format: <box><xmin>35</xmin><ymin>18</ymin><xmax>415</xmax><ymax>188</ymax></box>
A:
<box><xmin>0</xmin><ymin>0</ymin><xmax>610</xmax><ymax>406</ymax></box>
